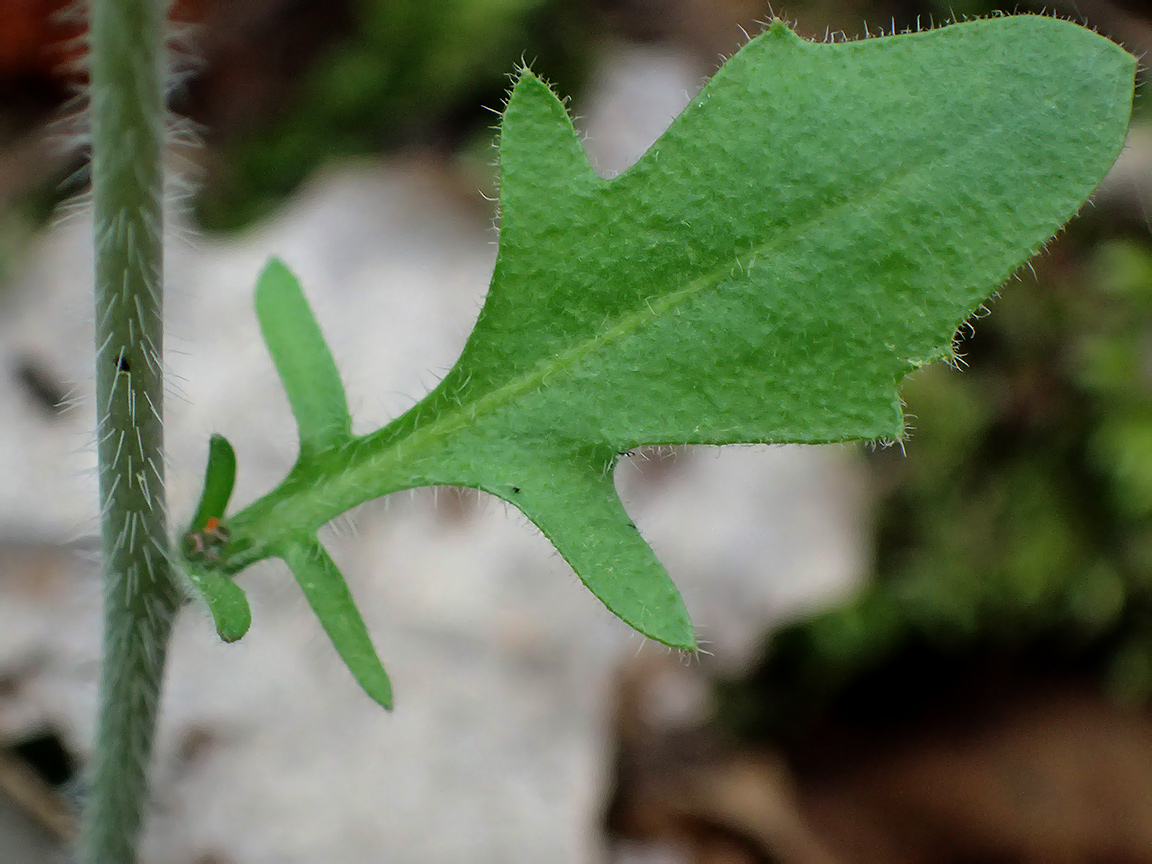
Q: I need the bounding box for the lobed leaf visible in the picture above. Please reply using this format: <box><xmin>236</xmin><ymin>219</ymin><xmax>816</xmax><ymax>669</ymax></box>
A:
<box><xmin>200</xmin><ymin>15</ymin><xmax>1134</xmax><ymax>676</ymax></box>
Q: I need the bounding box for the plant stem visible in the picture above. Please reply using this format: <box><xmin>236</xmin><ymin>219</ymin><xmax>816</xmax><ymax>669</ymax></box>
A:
<box><xmin>80</xmin><ymin>1</ymin><xmax>179</xmax><ymax>862</ymax></box>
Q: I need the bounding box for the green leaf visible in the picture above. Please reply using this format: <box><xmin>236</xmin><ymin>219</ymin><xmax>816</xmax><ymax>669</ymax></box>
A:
<box><xmin>279</xmin><ymin>537</ymin><xmax>393</xmax><ymax>710</ymax></box>
<box><xmin>183</xmin><ymin>562</ymin><xmax>251</xmax><ymax>643</ymax></box>
<box><xmin>181</xmin><ymin>433</ymin><xmax>250</xmax><ymax>641</ymax></box>
<box><xmin>215</xmin><ymin>15</ymin><xmax>1131</xmax><ymax>659</ymax></box>
<box><xmin>189</xmin><ymin>433</ymin><xmax>236</xmax><ymax>531</ymax></box>
<box><xmin>255</xmin><ymin>258</ymin><xmax>353</xmax><ymax>457</ymax></box>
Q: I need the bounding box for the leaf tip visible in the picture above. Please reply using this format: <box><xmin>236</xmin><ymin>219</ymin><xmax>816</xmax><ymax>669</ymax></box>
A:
<box><xmin>512</xmin><ymin>61</ymin><xmax>539</xmax><ymax>83</ymax></box>
<box><xmin>765</xmin><ymin>18</ymin><xmax>801</xmax><ymax>42</ymax></box>
<box><xmin>254</xmin><ymin>255</ymin><xmax>298</xmax><ymax>309</ymax></box>
<box><xmin>216</xmin><ymin>610</ymin><xmax>252</xmax><ymax>644</ymax></box>
<box><xmin>370</xmin><ymin>681</ymin><xmax>395</xmax><ymax>712</ymax></box>
<box><xmin>507</xmin><ymin>65</ymin><xmax>558</xmax><ymax>107</ymax></box>
<box><xmin>255</xmin><ymin>261</ymin><xmax>297</xmax><ymax>317</ymax></box>
<box><xmin>181</xmin><ymin>564</ymin><xmax>253</xmax><ymax>643</ymax></box>
<box><xmin>260</xmin><ymin>255</ymin><xmax>293</xmax><ymax>281</ymax></box>
<box><xmin>648</xmin><ymin>614</ymin><xmax>697</xmax><ymax>653</ymax></box>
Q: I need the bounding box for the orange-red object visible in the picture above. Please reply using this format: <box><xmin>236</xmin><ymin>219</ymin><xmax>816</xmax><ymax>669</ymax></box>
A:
<box><xmin>0</xmin><ymin>0</ymin><xmax>210</xmax><ymax>82</ymax></box>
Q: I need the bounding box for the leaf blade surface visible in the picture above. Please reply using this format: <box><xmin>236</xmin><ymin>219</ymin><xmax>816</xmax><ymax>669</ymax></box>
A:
<box><xmin>396</xmin><ymin>15</ymin><xmax>1135</xmax><ymax>644</ymax></box>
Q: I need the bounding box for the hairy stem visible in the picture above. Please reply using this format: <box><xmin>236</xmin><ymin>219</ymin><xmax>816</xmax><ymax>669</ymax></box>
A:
<box><xmin>80</xmin><ymin>1</ymin><xmax>179</xmax><ymax>861</ymax></box>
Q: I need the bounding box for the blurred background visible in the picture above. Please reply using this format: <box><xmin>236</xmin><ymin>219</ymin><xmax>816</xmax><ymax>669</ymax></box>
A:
<box><xmin>1</xmin><ymin>0</ymin><xmax>1151</xmax><ymax>861</ymax></box>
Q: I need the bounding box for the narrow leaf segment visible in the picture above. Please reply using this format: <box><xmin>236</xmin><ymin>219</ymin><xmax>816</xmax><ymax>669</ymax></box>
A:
<box><xmin>184</xmin><ymin>563</ymin><xmax>251</xmax><ymax>643</ymax></box>
<box><xmin>255</xmin><ymin>258</ymin><xmax>353</xmax><ymax>457</ymax></box>
<box><xmin>184</xmin><ymin>16</ymin><xmax>1135</xmax><ymax>700</ymax></box>
<box><xmin>280</xmin><ymin>537</ymin><xmax>394</xmax><ymax>710</ymax></box>
<box><xmin>189</xmin><ymin>433</ymin><xmax>236</xmax><ymax>532</ymax></box>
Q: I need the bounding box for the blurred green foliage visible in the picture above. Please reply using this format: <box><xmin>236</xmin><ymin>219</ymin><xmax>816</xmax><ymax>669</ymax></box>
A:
<box><xmin>723</xmin><ymin>209</ymin><xmax>1152</xmax><ymax>738</ymax></box>
<box><xmin>194</xmin><ymin>0</ymin><xmax>590</xmax><ymax>231</ymax></box>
